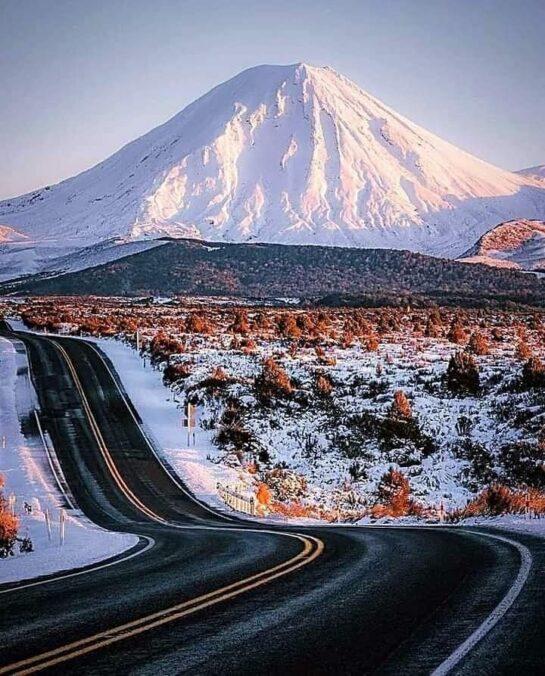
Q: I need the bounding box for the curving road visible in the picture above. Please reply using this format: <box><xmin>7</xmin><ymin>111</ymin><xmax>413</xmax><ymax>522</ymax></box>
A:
<box><xmin>1</xmin><ymin>324</ymin><xmax>544</xmax><ymax>675</ymax></box>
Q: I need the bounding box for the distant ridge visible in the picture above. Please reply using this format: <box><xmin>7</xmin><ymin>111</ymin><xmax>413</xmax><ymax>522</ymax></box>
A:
<box><xmin>9</xmin><ymin>237</ymin><xmax>545</xmax><ymax>310</ymax></box>
<box><xmin>459</xmin><ymin>219</ymin><xmax>545</xmax><ymax>271</ymax></box>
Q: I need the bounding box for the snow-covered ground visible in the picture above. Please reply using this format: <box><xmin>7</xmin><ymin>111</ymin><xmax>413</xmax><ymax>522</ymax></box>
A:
<box><xmin>464</xmin><ymin>514</ymin><xmax>545</xmax><ymax>538</ymax></box>
<box><xmin>0</xmin><ymin>336</ymin><xmax>138</xmax><ymax>584</ymax></box>
<box><xmin>8</xmin><ymin>318</ymin><xmax>545</xmax><ymax>539</ymax></box>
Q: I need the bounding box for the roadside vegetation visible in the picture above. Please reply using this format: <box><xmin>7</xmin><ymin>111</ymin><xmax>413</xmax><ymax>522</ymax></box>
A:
<box><xmin>8</xmin><ymin>295</ymin><xmax>545</xmax><ymax>522</ymax></box>
<box><xmin>0</xmin><ymin>474</ymin><xmax>19</xmax><ymax>557</ymax></box>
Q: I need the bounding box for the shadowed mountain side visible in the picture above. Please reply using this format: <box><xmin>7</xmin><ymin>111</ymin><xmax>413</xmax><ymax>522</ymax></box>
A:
<box><xmin>7</xmin><ymin>238</ymin><xmax>545</xmax><ymax>309</ymax></box>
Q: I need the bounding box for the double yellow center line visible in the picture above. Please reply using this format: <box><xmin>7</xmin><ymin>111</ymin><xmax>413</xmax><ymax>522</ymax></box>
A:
<box><xmin>53</xmin><ymin>340</ymin><xmax>167</xmax><ymax>525</ymax></box>
<box><xmin>1</xmin><ymin>338</ymin><xmax>324</xmax><ymax>674</ymax></box>
<box><xmin>2</xmin><ymin>533</ymin><xmax>323</xmax><ymax>675</ymax></box>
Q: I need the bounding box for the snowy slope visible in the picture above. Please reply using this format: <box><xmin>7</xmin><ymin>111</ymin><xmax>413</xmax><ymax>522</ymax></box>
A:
<box><xmin>517</xmin><ymin>164</ymin><xmax>545</xmax><ymax>182</ymax></box>
<box><xmin>459</xmin><ymin>219</ymin><xmax>545</xmax><ymax>271</ymax></box>
<box><xmin>1</xmin><ymin>63</ymin><xmax>545</xmax><ymax>280</ymax></box>
<box><xmin>0</xmin><ymin>238</ymin><xmax>168</xmax><ymax>284</ymax></box>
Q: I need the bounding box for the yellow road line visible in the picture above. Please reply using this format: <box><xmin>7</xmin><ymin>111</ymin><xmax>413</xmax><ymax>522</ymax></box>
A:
<box><xmin>53</xmin><ymin>340</ymin><xmax>167</xmax><ymax>525</ymax></box>
<box><xmin>0</xmin><ymin>337</ymin><xmax>324</xmax><ymax>675</ymax></box>
<box><xmin>85</xmin><ymin>339</ymin><xmax>233</xmax><ymax>522</ymax></box>
<box><xmin>2</xmin><ymin>535</ymin><xmax>323</xmax><ymax>675</ymax></box>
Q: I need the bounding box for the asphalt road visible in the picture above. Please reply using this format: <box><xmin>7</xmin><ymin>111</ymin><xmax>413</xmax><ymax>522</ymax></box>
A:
<box><xmin>1</xmin><ymin>324</ymin><xmax>545</xmax><ymax>675</ymax></box>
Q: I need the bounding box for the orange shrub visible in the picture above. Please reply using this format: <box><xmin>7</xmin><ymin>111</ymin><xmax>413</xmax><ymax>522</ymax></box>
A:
<box><xmin>0</xmin><ymin>475</ymin><xmax>18</xmax><ymax>557</ymax></box>
<box><xmin>271</xmin><ymin>501</ymin><xmax>315</xmax><ymax>519</ymax></box>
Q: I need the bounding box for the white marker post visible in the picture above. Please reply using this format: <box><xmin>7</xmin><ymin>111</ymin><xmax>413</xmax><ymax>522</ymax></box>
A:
<box><xmin>184</xmin><ymin>401</ymin><xmax>195</xmax><ymax>446</ymax></box>
<box><xmin>439</xmin><ymin>501</ymin><xmax>445</xmax><ymax>524</ymax></box>
<box><xmin>59</xmin><ymin>508</ymin><xmax>66</xmax><ymax>546</ymax></box>
<box><xmin>45</xmin><ymin>508</ymin><xmax>52</xmax><ymax>541</ymax></box>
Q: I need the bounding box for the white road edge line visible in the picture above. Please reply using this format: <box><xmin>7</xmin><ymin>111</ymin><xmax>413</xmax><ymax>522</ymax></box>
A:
<box><xmin>33</xmin><ymin>409</ymin><xmax>77</xmax><ymax>512</ymax></box>
<box><xmin>12</xmin><ymin>334</ymin><xmax>78</xmax><ymax>512</ymax></box>
<box><xmin>431</xmin><ymin>530</ymin><xmax>532</xmax><ymax>676</ymax></box>
<box><xmin>0</xmin><ymin>334</ymin><xmax>156</xmax><ymax>596</ymax></box>
<box><xmin>0</xmin><ymin>535</ymin><xmax>155</xmax><ymax>595</ymax></box>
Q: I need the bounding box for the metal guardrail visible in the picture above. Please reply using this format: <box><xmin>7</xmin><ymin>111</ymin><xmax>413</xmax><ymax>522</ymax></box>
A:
<box><xmin>217</xmin><ymin>482</ymin><xmax>257</xmax><ymax>516</ymax></box>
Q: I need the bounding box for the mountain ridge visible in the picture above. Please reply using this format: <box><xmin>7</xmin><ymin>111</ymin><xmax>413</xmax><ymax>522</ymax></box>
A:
<box><xmin>517</xmin><ymin>164</ymin><xmax>545</xmax><ymax>183</ymax></box>
<box><xmin>8</xmin><ymin>236</ymin><xmax>545</xmax><ymax>311</ymax></box>
<box><xmin>459</xmin><ymin>219</ymin><xmax>545</xmax><ymax>271</ymax></box>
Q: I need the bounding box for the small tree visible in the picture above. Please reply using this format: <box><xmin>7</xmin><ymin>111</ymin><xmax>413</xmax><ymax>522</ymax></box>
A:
<box><xmin>163</xmin><ymin>362</ymin><xmax>192</xmax><ymax>384</ymax></box>
<box><xmin>341</xmin><ymin>331</ymin><xmax>354</xmax><ymax>349</ymax></box>
<box><xmin>256</xmin><ymin>483</ymin><xmax>272</xmax><ymax>507</ymax></box>
<box><xmin>448</xmin><ymin>322</ymin><xmax>466</xmax><ymax>345</ymax></box>
<box><xmin>521</xmin><ymin>356</ymin><xmax>545</xmax><ymax>389</ymax></box>
<box><xmin>492</xmin><ymin>327</ymin><xmax>504</xmax><ymax>342</ymax></box>
<box><xmin>376</xmin><ymin>468</ymin><xmax>412</xmax><ymax>517</ymax></box>
<box><xmin>231</xmin><ymin>309</ymin><xmax>250</xmax><ymax>335</ymax></box>
<box><xmin>424</xmin><ymin>319</ymin><xmax>442</xmax><ymax>338</ymax></box>
<box><xmin>364</xmin><ymin>335</ymin><xmax>380</xmax><ymax>352</ymax></box>
<box><xmin>499</xmin><ymin>442</ymin><xmax>545</xmax><ymax>488</ymax></box>
<box><xmin>467</xmin><ymin>331</ymin><xmax>490</xmax><ymax>356</ymax></box>
<box><xmin>456</xmin><ymin>415</ymin><xmax>473</xmax><ymax>437</ymax></box>
<box><xmin>0</xmin><ymin>475</ymin><xmax>18</xmax><ymax>558</ymax></box>
<box><xmin>389</xmin><ymin>390</ymin><xmax>412</xmax><ymax>419</ymax></box>
<box><xmin>515</xmin><ymin>340</ymin><xmax>532</xmax><ymax>361</ymax></box>
<box><xmin>445</xmin><ymin>351</ymin><xmax>479</xmax><ymax>395</ymax></box>
<box><xmin>241</xmin><ymin>338</ymin><xmax>257</xmax><ymax>355</ymax></box>
<box><xmin>254</xmin><ymin>357</ymin><xmax>293</xmax><ymax>403</ymax></box>
<box><xmin>186</xmin><ymin>311</ymin><xmax>213</xmax><ymax>334</ymax></box>
<box><xmin>278</xmin><ymin>314</ymin><xmax>302</xmax><ymax>340</ymax></box>
<box><xmin>213</xmin><ymin>401</ymin><xmax>257</xmax><ymax>463</ymax></box>
<box><xmin>315</xmin><ymin>371</ymin><xmax>333</xmax><ymax>397</ymax></box>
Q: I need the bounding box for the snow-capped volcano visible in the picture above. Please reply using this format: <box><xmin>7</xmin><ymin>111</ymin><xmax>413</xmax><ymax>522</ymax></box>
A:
<box><xmin>1</xmin><ymin>62</ymin><xmax>544</xmax><ymax>280</ymax></box>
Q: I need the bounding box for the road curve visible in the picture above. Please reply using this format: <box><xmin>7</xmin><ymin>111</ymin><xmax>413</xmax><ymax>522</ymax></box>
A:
<box><xmin>1</xmin><ymin>324</ymin><xmax>544</xmax><ymax>675</ymax></box>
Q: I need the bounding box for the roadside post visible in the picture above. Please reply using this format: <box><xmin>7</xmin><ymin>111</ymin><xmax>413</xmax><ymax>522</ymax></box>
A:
<box><xmin>45</xmin><ymin>508</ymin><xmax>52</xmax><ymax>541</ymax></box>
<box><xmin>184</xmin><ymin>401</ymin><xmax>195</xmax><ymax>446</ymax></box>
<box><xmin>59</xmin><ymin>508</ymin><xmax>66</xmax><ymax>546</ymax></box>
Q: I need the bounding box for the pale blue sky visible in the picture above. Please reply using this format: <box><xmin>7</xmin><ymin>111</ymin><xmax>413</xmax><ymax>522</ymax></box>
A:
<box><xmin>1</xmin><ymin>0</ymin><xmax>544</xmax><ymax>199</ymax></box>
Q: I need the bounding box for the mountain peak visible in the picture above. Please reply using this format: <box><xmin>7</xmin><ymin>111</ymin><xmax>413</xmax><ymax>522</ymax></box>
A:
<box><xmin>0</xmin><ymin>63</ymin><xmax>544</xmax><ymax>280</ymax></box>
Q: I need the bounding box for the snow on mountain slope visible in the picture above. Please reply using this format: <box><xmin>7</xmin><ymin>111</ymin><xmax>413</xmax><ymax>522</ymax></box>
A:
<box><xmin>0</xmin><ymin>237</ymin><xmax>167</xmax><ymax>284</ymax></box>
<box><xmin>517</xmin><ymin>164</ymin><xmax>545</xmax><ymax>182</ymax></box>
<box><xmin>0</xmin><ymin>225</ymin><xmax>28</xmax><ymax>243</ymax></box>
<box><xmin>459</xmin><ymin>219</ymin><xmax>545</xmax><ymax>271</ymax></box>
<box><xmin>1</xmin><ymin>63</ymin><xmax>544</xmax><ymax>280</ymax></box>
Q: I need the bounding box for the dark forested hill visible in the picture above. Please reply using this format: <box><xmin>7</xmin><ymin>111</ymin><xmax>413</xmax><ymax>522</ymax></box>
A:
<box><xmin>7</xmin><ymin>238</ymin><xmax>545</xmax><ymax>309</ymax></box>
